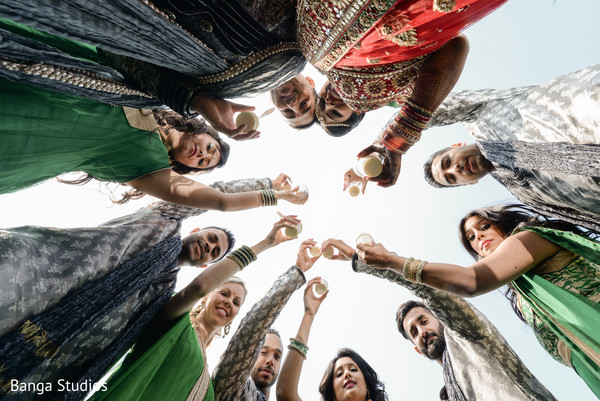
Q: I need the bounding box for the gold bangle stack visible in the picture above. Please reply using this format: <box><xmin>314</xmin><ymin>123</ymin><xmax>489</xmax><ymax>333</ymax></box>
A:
<box><xmin>226</xmin><ymin>245</ymin><xmax>257</xmax><ymax>270</ymax></box>
<box><xmin>257</xmin><ymin>189</ymin><xmax>277</xmax><ymax>207</ymax></box>
<box><xmin>403</xmin><ymin>257</ymin><xmax>428</xmax><ymax>284</ymax></box>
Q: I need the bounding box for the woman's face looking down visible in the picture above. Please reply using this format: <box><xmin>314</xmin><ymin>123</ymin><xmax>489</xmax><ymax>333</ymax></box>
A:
<box><xmin>332</xmin><ymin>356</ymin><xmax>368</xmax><ymax>401</ymax></box>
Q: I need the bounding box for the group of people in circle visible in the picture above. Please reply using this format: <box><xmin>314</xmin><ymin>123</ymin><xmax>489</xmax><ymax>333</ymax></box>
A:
<box><xmin>0</xmin><ymin>0</ymin><xmax>598</xmax><ymax>400</ymax></box>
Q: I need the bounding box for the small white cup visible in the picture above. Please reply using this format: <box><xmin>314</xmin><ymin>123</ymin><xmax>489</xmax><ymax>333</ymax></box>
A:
<box><xmin>356</xmin><ymin>232</ymin><xmax>375</xmax><ymax>246</ymax></box>
<box><xmin>235</xmin><ymin>111</ymin><xmax>259</xmax><ymax>132</ymax></box>
<box><xmin>322</xmin><ymin>246</ymin><xmax>335</xmax><ymax>259</ymax></box>
<box><xmin>297</xmin><ymin>185</ymin><xmax>309</xmax><ymax>195</ymax></box>
<box><xmin>314</xmin><ymin>279</ymin><xmax>328</xmax><ymax>296</ymax></box>
<box><xmin>356</xmin><ymin>153</ymin><xmax>384</xmax><ymax>178</ymax></box>
<box><xmin>284</xmin><ymin>222</ymin><xmax>303</xmax><ymax>239</ymax></box>
<box><xmin>348</xmin><ymin>184</ymin><xmax>361</xmax><ymax>197</ymax></box>
<box><xmin>309</xmin><ymin>245</ymin><xmax>321</xmax><ymax>257</ymax></box>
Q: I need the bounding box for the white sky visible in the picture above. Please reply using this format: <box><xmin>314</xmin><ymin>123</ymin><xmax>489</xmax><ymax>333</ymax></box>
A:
<box><xmin>2</xmin><ymin>1</ymin><xmax>599</xmax><ymax>400</ymax></box>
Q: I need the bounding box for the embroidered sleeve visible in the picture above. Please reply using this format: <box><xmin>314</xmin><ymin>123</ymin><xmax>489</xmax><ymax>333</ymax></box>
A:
<box><xmin>148</xmin><ymin>178</ymin><xmax>272</xmax><ymax>221</ymax></box>
<box><xmin>212</xmin><ymin>267</ymin><xmax>306</xmax><ymax>401</ymax></box>
<box><xmin>352</xmin><ymin>257</ymin><xmax>487</xmax><ymax>341</ymax></box>
<box><xmin>426</xmin><ymin>86</ymin><xmax>531</xmax><ymax>129</ymax></box>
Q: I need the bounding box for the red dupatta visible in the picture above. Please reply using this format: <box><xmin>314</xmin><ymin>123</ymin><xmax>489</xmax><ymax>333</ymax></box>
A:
<box><xmin>297</xmin><ymin>0</ymin><xmax>508</xmax><ymax>111</ymax></box>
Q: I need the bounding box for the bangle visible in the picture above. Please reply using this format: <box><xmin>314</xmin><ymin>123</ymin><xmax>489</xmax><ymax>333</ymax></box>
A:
<box><xmin>403</xmin><ymin>257</ymin><xmax>415</xmax><ymax>279</ymax></box>
<box><xmin>379</xmin><ymin>100</ymin><xmax>433</xmax><ymax>154</ymax></box>
<box><xmin>257</xmin><ymin>189</ymin><xmax>277</xmax><ymax>206</ymax></box>
<box><xmin>226</xmin><ymin>245</ymin><xmax>257</xmax><ymax>270</ymax></box>
<box><xmin>288</xmin><ymin>337</ymin><xmax>309</xmax><ymax>359</ymax></box>
<box><xmin>403</xmin><ymin>257</ymin><xmax>428</xmax><ymax>283</ymax></box>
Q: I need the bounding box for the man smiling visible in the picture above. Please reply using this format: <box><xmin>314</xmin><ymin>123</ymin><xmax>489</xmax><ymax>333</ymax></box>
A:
<box><xmin>0</xmin><ymin>177</ymin><xmax>276</xmax><ymax>400</ymax></box>
<box><xmin>269</xmin><ymin>74</ymin><xmax>318</xmax><ymax>129</ymax></box>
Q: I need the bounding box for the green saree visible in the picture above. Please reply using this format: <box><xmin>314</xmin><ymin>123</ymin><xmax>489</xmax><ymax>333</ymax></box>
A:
<box><xmin>91</xmin><ymin>314</ymin><xmax>214</xmax><ymax>401</ymax></box>
<box><xmin>512</xmin><ymin>226</ymin><xmax>600</xmax><ymax>398</ymax></box>
<box><xmin>0</xmin><ymin>19</ymin><xmax>170</xmax><ymax>194</ymax></box>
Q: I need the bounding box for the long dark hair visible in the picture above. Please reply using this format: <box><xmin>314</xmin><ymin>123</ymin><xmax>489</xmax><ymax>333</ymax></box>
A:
<box><xmin>458</xmin><ymin>203</ymin><xmax>591</xmax><ymax>321</ymax></box>
<box><xmin>59</xmin><ymin>109</ymin><xmax>230</xmax><ymax>203</ymax></box>
<box><xmin>318</xmin><ymin>348</ymin><xmax>388</xmax><ymax>401</ymax></box>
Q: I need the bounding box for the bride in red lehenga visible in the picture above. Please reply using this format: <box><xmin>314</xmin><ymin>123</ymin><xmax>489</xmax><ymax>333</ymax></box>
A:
<box><xmin>296</xmin><ymin>0</ymin><xmax>508</xmax><ymax>187</ymax></box>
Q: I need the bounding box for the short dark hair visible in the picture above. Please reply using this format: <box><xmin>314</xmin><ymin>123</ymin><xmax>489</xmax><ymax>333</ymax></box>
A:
<box><xmin>201</xmin><ymin>225</ymin><xmax>235</xmax><ymax>259</ymax></box>
<box><xmin>396</xmin><ymin>300</ymin><xmax>430</xmax><ymax>339</ymax></box>
<box><xmin>323</xmin><ymin>111</ymin><xmax>366</xmax><ymax>137</ymax></box>
<box><xmin>423</xmin><ymin>146</ymin><xmax>452</xmax><ymax>188</ymax></box>
<box><xmin>266</xmin><ymin>328</ymin><xmax>281</xmax><ymax>340</ymax></box>
<box><xmin>319</xmin><ymin>348</ymin><xmax>388</xmax><ymax>401</ymax></box>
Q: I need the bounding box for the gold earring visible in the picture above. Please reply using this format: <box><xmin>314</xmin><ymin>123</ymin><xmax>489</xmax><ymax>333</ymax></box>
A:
<box><xmin>366</xmin><ymin>390</ymin><xmax>372</xmax><ymax>401</ymax></box>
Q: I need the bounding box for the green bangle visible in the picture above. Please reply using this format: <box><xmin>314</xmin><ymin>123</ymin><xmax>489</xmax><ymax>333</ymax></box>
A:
<box><xmin>288</xmin><ymin>337</ymin><xmax>309</xmax><ymax>359</ymax></box>
<box><xmin>226</xmin><ymin>245</ymin><xmax>257</xmax><ymax>270</ymax></box>
<box><xmin>257</xmin><ymin>189</ymin><xmax>277</xmax><ymax>207</ymax></box>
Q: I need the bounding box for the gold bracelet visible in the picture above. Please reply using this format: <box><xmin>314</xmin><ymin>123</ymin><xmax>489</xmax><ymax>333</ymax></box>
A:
<box><xmin>404</xmin><ymin>258</ymin><xmax>428</xmax><ymax>283</ymax></box>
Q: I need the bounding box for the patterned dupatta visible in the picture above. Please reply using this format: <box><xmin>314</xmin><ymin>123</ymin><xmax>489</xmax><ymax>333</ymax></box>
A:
<box><xmin>296</xmin><ymin>0</ymin><xmax>507</xmax><ymax>111</ymax></box>
<box><xmin>512</xmin><ymin>227</ymin><xmax>600</xmax><ymax>396</ymax></box>
<box><xmin>0</xmin><ymin>235</ymin><xmax>181</xmax><ymax>398</ymax></box>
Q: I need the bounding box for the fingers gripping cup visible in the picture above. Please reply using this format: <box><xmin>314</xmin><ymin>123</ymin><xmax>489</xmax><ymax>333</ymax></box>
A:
<box><xmin>314</xmin><ymin>279</ymin><xmax>328</xmax><ymax>296</ymax></box>
<box><xmin>356</xmin><ymin>154</ymin><xmax>384</xmax><ymax>178</ymax></box>
<box><xmin>284</xmin><ymin>222</ymin><xmax>303</xmax><ymax>239</ymax></box>
<box><xmin>235</xmin><ymin>111</ymin><xmax>259</xmax><ymax>132</ymax></box>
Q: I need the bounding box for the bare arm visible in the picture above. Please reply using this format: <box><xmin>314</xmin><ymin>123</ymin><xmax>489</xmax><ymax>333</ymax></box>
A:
<box><xmin>128</xmin><ymin>169</ymin><xmax>307</xmax><ymax>211</ymax></box>
<box><xmin>277</xmin><ymin>278</ymin><xmax>327</xmax><ymax>401</ymax></box>
<box><xmin>359</xmin><ymin>231</ymin><xmax>560</xmax><ymax>297</ymax></box>
<box><xmin>154</xmin><ymin>216</ymin><xmax>301</xmax><ymax>325</ymax></box>
<box><xmin>212</xmin><ymin>239</ymin><xmax>319</xmax><ymax>401</ymax></box>
<box><xmin>363</xmin><ymin>35</ymin><xmax>470</xmax><ymax>188</ymax></box>
<box><xmin>408</xmin><ymin>34</ymin><xmax>469</xmax><ymax>111</ymax></box>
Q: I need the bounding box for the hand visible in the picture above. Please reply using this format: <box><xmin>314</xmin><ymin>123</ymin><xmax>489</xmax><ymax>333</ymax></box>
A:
<box><xmin>271</xmin><ymin>173</ymin><xmax>292</xmax><ymax>191</ymax></box>
<box><xmin>342</xmin><ymin>169</ymin><xmax>368</xmax><ymax>194</ymax></box>
<box><xmin>263</xmin><ymin>215</ymin><xmax>301</xmax><ymax>248</ymax></box>
<box><xmin>190</xmin><ymin>93</ymin><xmax>260</xmax><ymax>140</ymax></box>
<box><xmin>356</xmin><ymin>242</ymin><xmax>394</xmax><ymax>269</ymax></box>
<box><xmin>321</xmin><ymin>239</ymin><xmax>355</xmax><ymax>261</ymax></box>
<box><xmin>277</xmin><ymin>186</ymin><xmax>309</xmax><ymax>205</ymax></box>
<box><xmin>303</xmin><ymin>277</ymin><xmax>328</xmax><ymax>316</ymax></box>
<box><xmin>357</xmin><ymin>143</ymin><xmax>402</xmax><ymax>188</ymax></box>
<box><xmin>295</xmin><ymin>239</ymin><xmax>321</xmax><ymax>272</ymax></box>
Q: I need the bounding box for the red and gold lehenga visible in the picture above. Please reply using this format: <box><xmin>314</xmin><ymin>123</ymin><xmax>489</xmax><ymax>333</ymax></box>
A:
<box><xmin>298</xmin><ymin>0</ymin><xmax>508</xmax><ymax>113</ymax></box>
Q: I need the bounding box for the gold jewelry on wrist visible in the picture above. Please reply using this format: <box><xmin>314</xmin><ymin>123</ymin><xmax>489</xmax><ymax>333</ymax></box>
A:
<box><xmin>403</xmin><ymin>257</ymin><xmax>428</xmax><ymax>283</ymax></box>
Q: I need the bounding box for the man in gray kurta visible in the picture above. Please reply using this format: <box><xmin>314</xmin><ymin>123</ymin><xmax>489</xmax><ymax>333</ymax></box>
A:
<box><xmin>352</xmin><ymin>256</ymin><xmax>557</xmax><ymax>401</ymax></box>
<box><xmin>211</xmin><ymin>241</ymin><xmax>320</xmax><ymax>401</ymax></box>
<box><xmin>423</xmin><ymin>63</ymin><xmax>600</xmax><ymax>232</ymax></box>
<box><xmin>0</xmin><ymin>177</ymin><xmax>272</xmax><ymax>401</ymax></box>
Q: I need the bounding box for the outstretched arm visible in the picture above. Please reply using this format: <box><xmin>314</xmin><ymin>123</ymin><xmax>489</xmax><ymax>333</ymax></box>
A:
<box><xmin>276</xmin><ymin>277</ymin><xmax>328</xmax><ymax>401</ymax></box>
<box><xmin>212</xmin><ymin>239</ymin><xmax>320</xmax><ymax>401</ymax></box>
<box><xmin>362</xmin><ymin>35</ymin><xmax>470</xmax><ymax>188</ymax></box>
<box><xmin>357</xmin><ymin>231</ymin><xmax>559</xmax><ymax>297</ymax></box>
<box><xmin>154</xmin><ymin>215</ymin><xmax>301</xmax><ymax>325</ymax></box>
<box><xmin>128</xmin><ymin>169</ymin><xmax>307</xmax><ymax>211</ymax></box>
<box><xmin>212</xmin><ymin>267</ymin><xmax>306</xmax><ymax>401</ymax></box>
